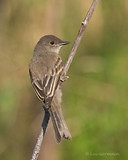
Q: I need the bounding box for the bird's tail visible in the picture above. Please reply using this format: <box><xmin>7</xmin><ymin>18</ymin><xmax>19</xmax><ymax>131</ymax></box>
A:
<box><xmin>49</xmin><ymin>94</ymin><xmax>71</xmax><ymax>143</ymax></box>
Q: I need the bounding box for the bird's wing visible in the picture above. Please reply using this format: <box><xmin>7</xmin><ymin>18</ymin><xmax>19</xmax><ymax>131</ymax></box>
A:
<box><xmin>29</xmin><ymin>56</ymin><xmax>63</xmax><ymax>106</ymax></box>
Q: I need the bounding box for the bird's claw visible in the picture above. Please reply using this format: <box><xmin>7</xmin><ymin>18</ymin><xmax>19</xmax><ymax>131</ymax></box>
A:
<box><xmin>60</xmin><ymin>75</ymin><xmax>69</xmax><ymax>82</ymax></box>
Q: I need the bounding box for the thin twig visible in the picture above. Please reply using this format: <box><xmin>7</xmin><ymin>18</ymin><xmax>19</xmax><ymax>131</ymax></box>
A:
<box><xmin>30</xmin><ymin>0</ymin><xmax>98</xmax><ymax>159</ymax></box>
<box><xmin>61</xmin><ymin>0</ymin><xmax>99</xmax><ymax>78</ymax></box>
<box><xmin>30</xmin><ymin>128</ymin><xmax>43</xmax><ymax>160</ymax></box>
<box><xmin>30</xmin><ymin>108</ymin><xmax>50</xmax><ymax>160</ymax></box>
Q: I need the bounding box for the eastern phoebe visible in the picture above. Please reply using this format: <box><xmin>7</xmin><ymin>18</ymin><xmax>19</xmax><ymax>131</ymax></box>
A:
<box><xmin>29</xmin><ymin>35</ymin><xmax>72</xmax><ymax>143</ymax></box>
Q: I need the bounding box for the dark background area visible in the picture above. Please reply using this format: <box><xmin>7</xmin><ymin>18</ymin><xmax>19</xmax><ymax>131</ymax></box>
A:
<box><xmin>0</xmin><ymin>0</ymin><xmax>128</xmax><ymax>160</ymax></box>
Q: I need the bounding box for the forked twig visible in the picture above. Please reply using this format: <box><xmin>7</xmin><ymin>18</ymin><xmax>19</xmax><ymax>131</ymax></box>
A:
<box><xmin>30</xmin><ymin>0</ymin><xmax>99</xmax><ymax>159</ymax></box>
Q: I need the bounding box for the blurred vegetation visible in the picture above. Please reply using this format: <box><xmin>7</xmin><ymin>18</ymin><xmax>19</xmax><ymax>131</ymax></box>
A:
<box><xmin>0</xmin><ymin>0</ymin><xmax>128</xmax><ymax>160</ymax></box>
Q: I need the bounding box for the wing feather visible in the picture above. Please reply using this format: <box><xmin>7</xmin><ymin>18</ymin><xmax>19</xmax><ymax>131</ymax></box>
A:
<box><xmin>29</xmin><ymin>56</ymin><xmax>63</xmax><ymax>106</ymax></box>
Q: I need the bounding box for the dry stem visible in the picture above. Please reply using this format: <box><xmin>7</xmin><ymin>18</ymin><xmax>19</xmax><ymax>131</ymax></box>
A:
<box><xmin>30</xmin><ymin>0</ymin><xmax>99</xmax><ymax>159</ymax></box>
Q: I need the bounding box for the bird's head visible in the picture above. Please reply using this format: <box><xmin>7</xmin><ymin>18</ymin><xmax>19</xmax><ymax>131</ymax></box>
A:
<box><xmin>35</xmin><ymin>35</ymin><xmax>70</xmax><ymax>54</ymax></box>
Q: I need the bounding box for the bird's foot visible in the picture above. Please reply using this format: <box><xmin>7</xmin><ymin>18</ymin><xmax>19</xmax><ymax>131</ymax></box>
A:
<box><xmin>60</xmin><ymin>75</ymin><xmax>69</xmax><ymax>82</ymax></box>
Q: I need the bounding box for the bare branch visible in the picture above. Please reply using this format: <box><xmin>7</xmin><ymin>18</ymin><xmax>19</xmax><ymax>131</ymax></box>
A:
<box><xmin>30</xmin><ymin>128</ymin><xmax>44</xmax><ymax>160</ymax></box>
<box><xmin>61</xmin><ymin>0</ymin><xmax>99</xmax><ymax>79</ymax></box>
<box><xmin>30</xmin><ymin>0</ymin><xmax>98</xmax><ymax>159</ymax></box>
<box><xmin>30</xmin><ymin>108</ymin><xmax>50</xmax><ymax>160</ymax></box>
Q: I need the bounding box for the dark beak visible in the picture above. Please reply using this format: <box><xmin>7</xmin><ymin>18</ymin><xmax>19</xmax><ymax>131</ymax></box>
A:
<box><xmin>60</xmin><ymin>41</ymin><xmax>70</xmax><ymax>45</ymax></box>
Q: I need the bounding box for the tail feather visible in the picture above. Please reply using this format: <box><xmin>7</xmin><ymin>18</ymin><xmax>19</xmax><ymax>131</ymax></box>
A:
<box><xmin>50</xmin><ymin>107</ymin><xmax>72</xmax><ymax>143</ymax></box>
<box><xmin>50</xmin><ymin>110</ymin><xmax>62</xmax><ymax>143</ymax></box>
<box><xmin>49</xmin><ymin>89</ymin><xmax>72</xmax><ymax>143</ymax></box>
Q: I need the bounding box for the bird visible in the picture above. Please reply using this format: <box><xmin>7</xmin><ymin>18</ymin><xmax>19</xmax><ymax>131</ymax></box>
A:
<box><xmin>29</xmin><ymin>35</ymin><xmax>72</xmax><ymax>143</ymax></box>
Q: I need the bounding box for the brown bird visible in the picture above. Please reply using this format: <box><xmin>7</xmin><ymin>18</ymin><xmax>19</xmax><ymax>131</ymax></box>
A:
<box><xmin>29</xmin><ymin>35</ymin><xmax>72</xmax><ymax>143</ymax></box>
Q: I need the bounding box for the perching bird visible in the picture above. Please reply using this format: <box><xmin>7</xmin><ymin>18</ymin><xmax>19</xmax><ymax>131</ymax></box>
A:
<box><xmin>29</xmin><ymin>35</ymin><xmax>71</xmax><ymax>143</ymax></box>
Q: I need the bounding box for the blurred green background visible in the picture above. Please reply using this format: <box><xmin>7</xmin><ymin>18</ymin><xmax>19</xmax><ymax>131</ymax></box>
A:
<box><xmin>0</xmin><ymin>0</ymin><xmax>128</xmax><ymax>160</ymax></box>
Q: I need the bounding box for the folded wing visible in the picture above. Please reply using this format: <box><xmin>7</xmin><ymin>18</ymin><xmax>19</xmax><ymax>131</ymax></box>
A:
<box><xmin>29</xmin><ymin>57</ymin><xmax>63</xmax><ymax>106</ymax></box>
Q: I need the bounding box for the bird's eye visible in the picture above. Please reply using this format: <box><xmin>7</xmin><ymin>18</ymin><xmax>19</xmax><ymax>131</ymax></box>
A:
<box><xmin>50</xmin><ymin>41</ymin><xmax>54</xmax><ymax>45</ymax></box>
